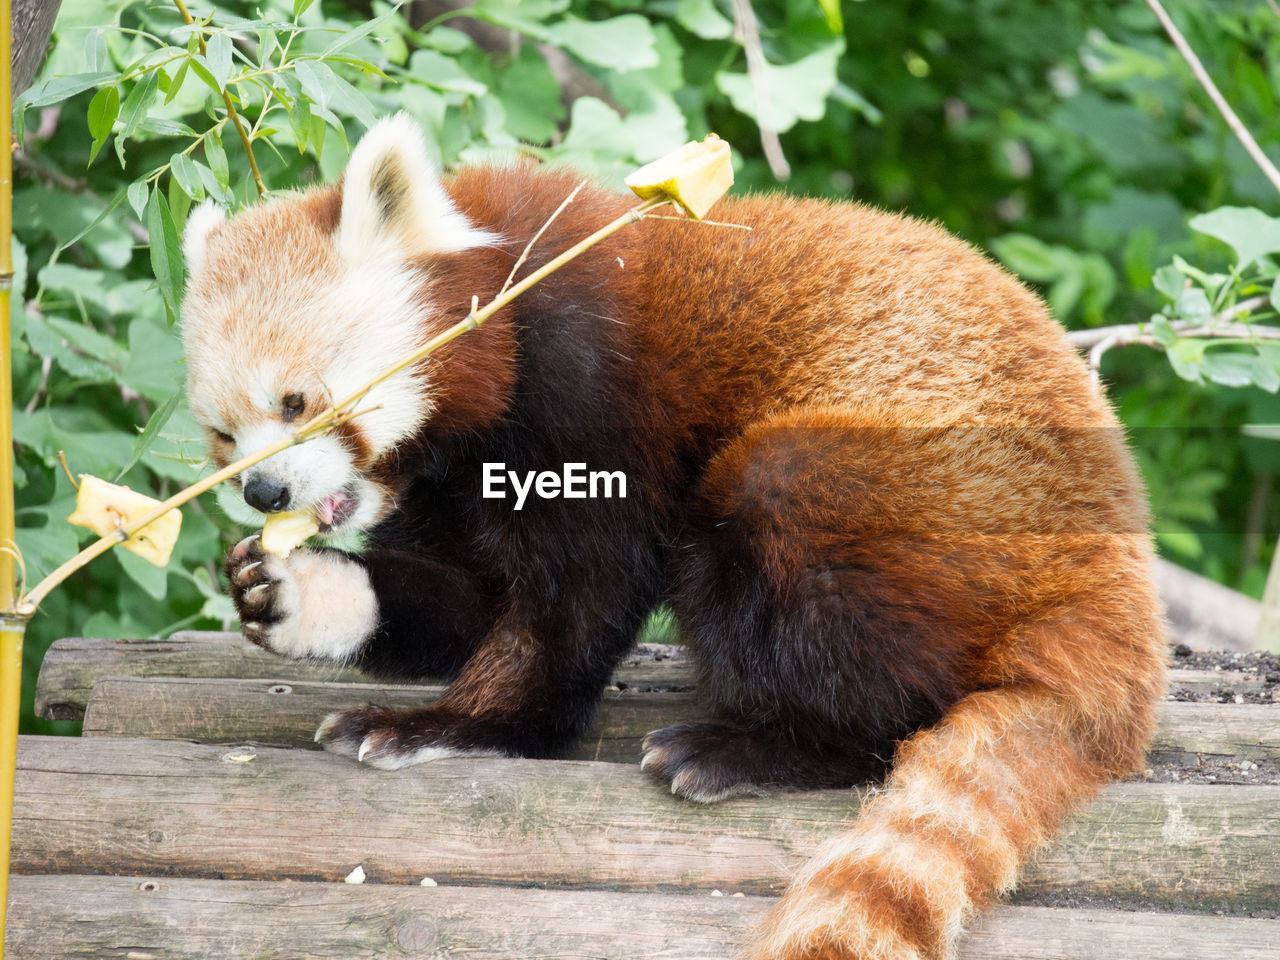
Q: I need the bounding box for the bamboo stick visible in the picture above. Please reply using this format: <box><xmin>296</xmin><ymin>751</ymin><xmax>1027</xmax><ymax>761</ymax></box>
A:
<box><xmin>0</xmin><ymin>1</ymin><xmax>23</xmax><ymax>954</ymax></box>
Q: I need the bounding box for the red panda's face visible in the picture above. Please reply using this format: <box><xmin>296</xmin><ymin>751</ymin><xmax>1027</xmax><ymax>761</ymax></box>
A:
<box><xmin>180</xmin><ymin>113</ymin><xmax>497</xmax><ymax>533</ymax></box>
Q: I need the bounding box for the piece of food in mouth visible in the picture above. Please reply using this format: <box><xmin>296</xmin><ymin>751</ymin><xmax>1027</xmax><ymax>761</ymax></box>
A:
<box><xmin>623</xmin><ymin>134</ymin><xmax>734</xmax><ymax>220</ymax></box>
<box><xmin>261</xmin><ymin>509</ymin><xmax>320</xmax><ymax>557</ymax></box>
<box><xmin>66</xmin><ymin>475</ymin><xmax>183</xmax><ymax>567</ymax></box>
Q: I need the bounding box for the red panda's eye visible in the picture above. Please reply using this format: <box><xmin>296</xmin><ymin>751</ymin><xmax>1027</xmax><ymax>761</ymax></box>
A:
<box><xmin>213</xmin><ymin>429</ymin><xmax>234</xmax><ymax>445</ymax></box>
<box><xmin>282</xmin><ymin>393</ymin><xmax>305</xmax><ymax>421</ymax></box>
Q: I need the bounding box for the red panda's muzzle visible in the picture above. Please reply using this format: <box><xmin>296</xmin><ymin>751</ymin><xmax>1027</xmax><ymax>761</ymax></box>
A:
<box><xmin>316</xmin><ymin>486</ymin><xmax>357</xmax><ymax>531</ymax></box>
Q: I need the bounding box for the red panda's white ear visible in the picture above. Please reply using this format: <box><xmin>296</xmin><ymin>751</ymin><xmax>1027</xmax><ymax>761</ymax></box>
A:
<box><xmin>337</xmin><ymin>113</ymin><xmax>494</xmax><ymax>263</ymax></box>
<box><xmin>183</xmin><ymin>200</ymin><xmax>226</xmax><ymax>277</ymax></box>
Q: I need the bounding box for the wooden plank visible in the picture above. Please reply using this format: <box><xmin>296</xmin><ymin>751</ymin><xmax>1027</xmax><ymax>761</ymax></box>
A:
<box><xmin>80</xmin><ymin>677</ymin><xmax>702</xmax><ymax>763</ymax></box>
<box><xmin>39</xmin><ymin>632</ymin><xmax>1276</xmax><ymax>723</ymax></box>
<box><xmin>1166</xmin><ymin>668</ymin><xmax>1271</xmax><ymax>695</ymax></box>
<box><xmin>35</xmin><ymin>633</ymin><xmax>693</xmax><ymax>721</ymax></box>
<box><xmin>11</xmin><ymin>736</ymin><xmax>1280</xmax><ymax>911</ymax></box>
<box><xmin>81</xmin><ymin>676</ymin><xmax>1278</xmax><ymax>766</ymax></box>
<box><xmin>1150</xmin><ymin>703</ymin><xmax>1280</xmax><ymax>762</ymax></box>
<box><xmin>6</xmin><ymin>874</ymin><xmax>1278</xmax><ymax>960</ymax></box>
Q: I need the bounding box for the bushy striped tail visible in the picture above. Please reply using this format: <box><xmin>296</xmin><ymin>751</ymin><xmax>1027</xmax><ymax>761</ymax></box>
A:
<box><xmin>748</xmin><ymin>628</ymin><xmax>1163</xmax><ymax>960</ymax></box>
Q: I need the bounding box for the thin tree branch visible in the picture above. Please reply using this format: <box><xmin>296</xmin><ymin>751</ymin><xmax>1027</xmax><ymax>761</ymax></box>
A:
<box><xmin>1067</xmin><ymin>294</ymin><xmax>1272</xmax><ymax>350</ymax></box>
<box><xmin>728</xmin><ymin>0</ymin><xmax>789</xmax><ymax>181</ymax></box>
<box><xmin>1146</xmin><ymin>0</ymin><xmax>1280</xmax><ymax>197</ymax></box>
<box><xmin>173</xmin><ymin>0</ymin><xmax>267</xmax><ymax>198</ymax></box>
<box><xmin>1067</xmin><ymin>294</ymin><xmax>1275</xmax><ymax>385</ymax></box>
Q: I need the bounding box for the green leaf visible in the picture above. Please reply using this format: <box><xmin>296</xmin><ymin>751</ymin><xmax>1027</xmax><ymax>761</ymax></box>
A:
<box><xmin>1200</xmin><ymin>351</ymin><xmax>1254</xmax><ymax>388</ymax></box>
<box><xmin>294</xmin><ymin>59</ymin><xmax>377</xmax><ymax>129</ymax></box>
<box><xmin>116</xmin><ymin>547</ymin><xmax>170</xmax><ymax>600</ymax></box>
<box><xmin>294</xmin><ymin>0</ymin><xmax>317</xmax><ymax>18</ymax></box>
<box><xmin>127</xmin><ymin>180</ymin><xmax>150</xmax><ymax>220</ymax></box>
<box><xmin>418</xmin><ymin>26</ymin><xmax>473</xmax><ymax>55</ymax></box>
<box><xmin>44</xmin><ymin>188</ymin><xmax>131</xmax><ymax>267</ymax></box>
<box><xmin>1189</xmin><ymin>206</ymin><xmax>1280</xmax><ymax>270</ymax></box>
<box><xmin>818</xmin><ymin>0</ymin><xmax>843</xmax><ymax>33</ymax></box>
<box><xmin>1271</xmin><ymin>280</ymin><xmax>1280</xmax><ymax>316</ymax></box>
<box><xmin>990</xmin><ymin>233</ymin><xmax>1061</xmax><ymax>283</ymax></box>
<box><xmin>562</xmin><ymin>97</ymin><xmax>629</xmax><ymax>154</ymax></box>
<box><xmin>14</xmin><ymin>72</ymin><xmax>114</xmax><ymax>142</ymax></box>
<box><xmin>1151</xmin><ymin>314</ymin><xmax>1177</xmax><ymax>348</ymax></box>
<box><xmin>1252</xmin><ymin>350</ymin><xmax>1280</xmax><ymax>393</ymax></box>
<box><xmin>146</xmin><ymin>190</ymin><xmax>185</xmax><ymax>328</ymax></box>
<box><xmin>321</xmin><ymin>6</ymin><xmax>398</xmax><ymax>57</ymax></box>
<box><xmin>87</xmin><ymin>86</ymin><xmax>120</xmax><ymax>141</ymax></box>
<box><xmin>1166</xmin><ymin>338</ymin><xmax>1208</xmax><ymax>382</ymax></box>
<box><xmin>118</xmin><ymin>72</ymin><xmax>160</xmax><ymax>143</ymax></box>
<box><xmin>204</xmin><ymin>130</ymin><xmax>229</xmax><ymax>189</ymax></box>
<box><xmin>36</xmin><ymin>262</ymin><xmax>108</xmax><ymax>309</ymax></box>
<box><xmin>187</xmin><ymin>56</ymin><xmax>222</xmax><ymax>97</ymax></box>
<box><xmin>205</xmin><ymin>33</ymin><xmax>234</xmax><ymax>91</ymax></box>
<box><xmin>407</xmin><ymin>50</ymin><xmax>487</xmax><ymax>96</ymax></box>
<box><xmin>165</xmin><ymin>59</ymin><xmax>191</xmax><ymax>105</ymax></box>
<box><xmin>14</xmin><ymin>509</ymin><xmax>82</xmax><ymax>583</ymax></box>
<box><xmin>493</xmin><ymin>46</ymin><xmax>564</xmax><ymax>144</ymax></box>
<box><xmin>675</xmin><ymin>0</ymin><xmax>733</xmax><ymax>39</ymax></box>
<box><xmin>115</xmin><ymin>391</ymin><xmax>182</xmax><ymax>482</ymax></box>
<box><xmin>123</xmin><ymin>313</ymin><xmax>186</xmax><ymax>403</ymax></box>
<box><xmin>170</xmin><ymin>153</ymin><xmax>206</xmax><ymax>201</ymax></box>
<box><xmin>471</xmin><ymin>0</ymin><xmax>569</xmax><ymax>40</ymax></box>
<box><xmin>549</xmin><ymin>15</ymin><xmax>659</xmax><ymax>71</ymax></box>
<box><xmin>10</xmin><ymin>239</ymin><xmax>27</xmax><ymax>336</ymax></box>
<box><xmin>830</xmin><ymin>82</ymin><xmax>883</xmax><ymax>125</ymax></box>
<box><xmin>25</xmin><ymin>312</ymin><xmax>122</xmax><ymax>382</ymax></box>
<box><xmin>1153</xmin><ymin>264</ymin><xmax>1184</xmax><ymax>302</ymax></box>
<box><xmin>1174</xmin><ymin>287</ymin><xmax>1212</xmax><ymax>321</ymax></box>
<box><xmin>1170</xmin><ymin>254</ymin><xmax>1228</xmax><ymax>299</ymax></box>
<box><xmin>715</xmin><ymin>40</ymin><xmax>844</xmax><ymax>133</ymax></box>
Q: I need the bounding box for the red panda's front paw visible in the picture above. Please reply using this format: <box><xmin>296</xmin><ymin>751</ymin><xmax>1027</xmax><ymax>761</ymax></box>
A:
<box><xmin>225</xmin><ymin>537</ymin><xmax>378</xmax><ymax>663</ymax></box>
<box><xmin>225</xmin><ymin>534</ymin><xmax>300</xmax><ymax>649</ymax></box>
<box><xmin>315</xmin><ymin>705</ymin><xmax>500</xmax><ymax>770</ymax></box>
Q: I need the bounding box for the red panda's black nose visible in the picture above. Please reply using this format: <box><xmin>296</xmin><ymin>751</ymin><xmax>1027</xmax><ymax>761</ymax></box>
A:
<box><xmin>244</xmin><ymin>476</ymin><xmax>291</xmax><ymax>513</ymax></box>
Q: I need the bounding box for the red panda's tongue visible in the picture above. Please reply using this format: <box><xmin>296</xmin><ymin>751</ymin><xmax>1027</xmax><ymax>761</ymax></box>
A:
<box><xmin>316</xmin><ymin>491</ymin><xmax>348</xmax><ymax>527</ymax></box>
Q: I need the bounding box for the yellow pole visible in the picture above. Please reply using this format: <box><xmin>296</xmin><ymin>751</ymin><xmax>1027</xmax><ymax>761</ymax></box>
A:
<box><xmin>0</xmin><ymin>0</ymin><xmax>21</xmax><ymax>953</ymax></box>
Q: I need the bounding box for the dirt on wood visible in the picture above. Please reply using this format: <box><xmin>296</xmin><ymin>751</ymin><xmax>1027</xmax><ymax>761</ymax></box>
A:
<box><xmin>1151</xmin><ymin>645</ymin><xmax>1280</xmax><ymax>786</ymax></box>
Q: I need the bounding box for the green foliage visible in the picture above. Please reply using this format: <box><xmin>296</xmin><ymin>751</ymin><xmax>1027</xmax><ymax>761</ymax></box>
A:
<box><xmin>9</xmin><ymin>0</ymin><xmax>1280</xmax><ymax>734</ymax></box>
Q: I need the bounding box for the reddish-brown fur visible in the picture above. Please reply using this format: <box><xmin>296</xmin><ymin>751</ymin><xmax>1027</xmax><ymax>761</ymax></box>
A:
<box><xmin>442</xmin><ymin>169</ymin><xmax>1163</xmax><ymax>958</ymax></box>
<box><xmin>192</xmin><ymin>156</ymin><xmax>1164</xmax><ymax>960</ymax></box>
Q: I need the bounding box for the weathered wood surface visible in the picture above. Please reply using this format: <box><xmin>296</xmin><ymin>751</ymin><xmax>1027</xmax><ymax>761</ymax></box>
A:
<box><xmin>79</xmin><ymin>676</ymin><xmax>1279</xmax><ymax>766</ymax></box>
<box><xmin>33</xmin><ymin>631</ymin><xmax>1265</xmax><ymax>722</ymax></box>
<box><xmin>1148</xmin><ymin>702</ymin><xmax>1280</xmax><ymax>762</ymax></box>
<box><xmin>35</xmin><ymin>632</ymin><xmax>693</xmax><ymax>720</ymax></box>
<box><xmin>12</xmin><ymin>736</ymin><xmax>1280</xmax><ymax>911</ymax></box>
<box><xmin>6</xmin><ymin>874</ymin><xmax>1278</xmax><ymax>960</ymax></box>
<box><xmin>81</xmin><ymin>676</ymin><xmax>706</xmax><ymax>762</ymax></box>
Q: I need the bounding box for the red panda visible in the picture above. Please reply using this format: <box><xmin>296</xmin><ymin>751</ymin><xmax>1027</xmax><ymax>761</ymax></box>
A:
<box><xmin>181</xmin><ymin>114</ymin><xmax>1165</xmax><ymax>960</ymax></box>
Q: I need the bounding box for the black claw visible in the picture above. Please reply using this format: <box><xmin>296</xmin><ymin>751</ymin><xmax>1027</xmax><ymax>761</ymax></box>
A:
<box><xmin>226</xmin><ymin>537</ymin><xmax>283</xmax><ymax>630</ymax></box>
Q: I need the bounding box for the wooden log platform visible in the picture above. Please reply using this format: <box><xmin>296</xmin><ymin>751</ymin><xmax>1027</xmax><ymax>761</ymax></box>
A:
<box><xmin>9</xmin><ymin>630</ymin><xmax>1280</xmax><ymax>957</ymax></box>
<box><xmin>8</xmin><ymin>875</ymin><xmax>1280</xmax><ymax>960</ymax></box>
